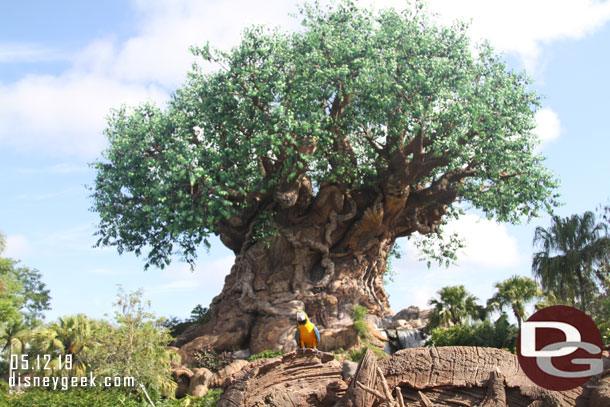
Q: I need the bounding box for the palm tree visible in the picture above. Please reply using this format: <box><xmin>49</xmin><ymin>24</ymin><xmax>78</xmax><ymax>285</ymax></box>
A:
<box><xmin>487</xmin><ymin>275</ymin><xmax>540</xmax><ymax>330</ymax></box>
<box><xmin>0</xmin><ymin>318</ymin><xmax>30</xmax><ymax>393</ymax></box>
<box><xmin>532</xmin><ymin>211</ymin><xmax>610</xmax><ymax>311</ymax></box>
<box><xmin>29</xmin><ymin>314</ymin><xmax>96</xmax><ymax>376</ymax></box>
<box><xmin>428</xmin><ymin>285</ymin><xmax>483</xmax><ymax>330</ymax></box>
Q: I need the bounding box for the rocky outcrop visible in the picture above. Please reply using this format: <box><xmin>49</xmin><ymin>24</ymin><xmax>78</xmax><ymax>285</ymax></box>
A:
<box><xmin>213</xmin><ymin>346</ymin><xmax>595</xmax><ymax>407</ymax></box>
<box><xmin>187</xmin><ymin>368</ymin><xmax>213</xmax><ymax>397</ymax></box>
<box><xmin>217</xmin><ymin>349</ymin><xmax>344</xmax><ymax>407</ymax></box>
<box><xmin>381</xmin><ymin>306</ymin><xmax>432</xmax><ymax>353</ymax></box>
<box><xmin>208</xmin><ymin>359</ymin><xmax>250</xmax><ymax>388</ymax></box>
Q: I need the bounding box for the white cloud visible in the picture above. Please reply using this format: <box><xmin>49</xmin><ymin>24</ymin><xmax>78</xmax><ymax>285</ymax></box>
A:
<box><xmin>4</xmin><ymin>234</ymin><xmax>33</xmax><ymax>259</ymax></box>
<box><xmin>0</xmin><ymin>72</ymin><xmax>168</xmax><ymax>157</ymax></box>
<box><xmin>2</xmin><ymin>0</ymin><xmax>609</xmax><ymax>158</ymax></box>
<box><xmin>0</xmin><ymin>0</ymin><xmax>302</xmax><ymax>159</ymax></box>
<box><xmin>16</xmin><ymin>163</ymin><xmax>90</xmax><ymax>174</ymax></box>
<box><xmin>406</xmin><ymin>214</ymin><xmax>524</xmax><ymax>268</ymax></box>
<box><xmin>149</xmin><ymin>254</ymin><xmax>234</xmax><ymax>295</ymax></box>
<box><xmin>0</xmin><ymin>43</ymin><xmax>66</xmax><ymax>63</ymax></box>
<box><xmin>534</xmin><ymin>107</ymin><xmax>561</xmax><ymax>144</ymax></box>
<box><xmin>365</xmin><ymin>0</ymin><xmax>610</xmax><ymax>71</ymax></box>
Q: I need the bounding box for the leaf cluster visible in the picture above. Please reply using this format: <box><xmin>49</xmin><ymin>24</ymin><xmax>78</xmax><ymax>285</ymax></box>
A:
<box><xmin>191</xmin><ymin>345</ymin><xmax>235</xmax><ymax>372</ymax></box>
<box><xmin>426</xmin><ymin>314</ymin><xmax>518</xmax><ymax>352</ymax></box>
<box><xmin>91</xmin><ymin>0</ymin><xmax>558</xmax><ymax>269</ymax></box>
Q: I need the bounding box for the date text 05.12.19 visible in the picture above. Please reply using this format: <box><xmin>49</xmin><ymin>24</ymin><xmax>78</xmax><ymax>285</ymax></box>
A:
<box><xmin>11</xmin><ymin>354</ymin><xmax>73</xmax><ymax>371</ymax></box>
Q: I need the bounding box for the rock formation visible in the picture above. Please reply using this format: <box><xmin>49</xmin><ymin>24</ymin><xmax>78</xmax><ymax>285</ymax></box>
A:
<box><xmin>193</xmin><ymin>346</ymin><xmax>602</xmax><ymax>407</ymax></box>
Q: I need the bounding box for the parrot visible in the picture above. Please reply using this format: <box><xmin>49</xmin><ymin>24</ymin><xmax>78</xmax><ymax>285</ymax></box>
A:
<box><xmin>295</xmin><ymin>311</ymin><xmax>320</xmax><ymax>349</ymax></box>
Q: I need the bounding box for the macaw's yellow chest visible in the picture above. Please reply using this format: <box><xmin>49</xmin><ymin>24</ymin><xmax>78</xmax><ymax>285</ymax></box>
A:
<box><xmin>297</xmin><ymin>323</ymin><xmax>318</xmax><ymax>347</ymax></box>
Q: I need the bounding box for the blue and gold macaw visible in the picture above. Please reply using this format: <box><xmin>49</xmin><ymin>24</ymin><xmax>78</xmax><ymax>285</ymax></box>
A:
<box><xmin>295</xmin><ymin>311</ymin><xmax>320</xmax><ymax>349</ymax></box>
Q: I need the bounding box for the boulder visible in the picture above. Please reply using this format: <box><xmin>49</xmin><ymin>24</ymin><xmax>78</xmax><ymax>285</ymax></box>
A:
<box><xmin>187</xmin><ymin>367</ymin><xmax>213</xmax><ymax>397</ymax></box>
<box><xmin>171</xmin><ymin>366</ymin><xmax>194</xmax><ymax>399</ymax></box>
<box><xmin>232</xmin><ymin>348</ymin><xmax>251</xmax><ymax>360</ymax></box>
<box><xmin>209</xmin><ymin>359</ymin><xmax>250</xmax><ymax>388</ymax></box>
<box><xmin>391</xmin><ymin>306</ymin><xmax>432</xmax><ymax>330</ymax></box>
<box><xmin>248</xmin><ymin>316</ymin><xmax>294</xmax><ymax>354</ymax></box>
<box><xmin>319</xmin><ymin>326</ymin><xmax>360</xmax><ymax>353</ymax></box>
<box><xmin>342</xmin><ymin>359</ymin><xmax>359</xmax><ymax>380</ymax></box>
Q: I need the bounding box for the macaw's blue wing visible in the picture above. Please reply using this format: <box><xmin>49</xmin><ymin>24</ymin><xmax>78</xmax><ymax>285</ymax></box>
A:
<box><xmin>314</xmin><ymin>326</ymin><xmax>320</xmax><ymax>345</ymax></box>
<box><xmin>295</xmin><ymin>329</ymin><xmax>300</xmax><ymax>346</ymax></box>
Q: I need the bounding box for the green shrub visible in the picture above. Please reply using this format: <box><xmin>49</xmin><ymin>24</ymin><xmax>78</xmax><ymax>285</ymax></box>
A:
<box><xmin>350</xmin><ymin>304</ymin><xmax>369</xmax><ymax>339</ymax></box>
<box><xmin>1</xmin><ymin>387</ymin><xmax>223</xmax><ymax>407</ymax></box>
<box><xmin>2</xmin><ymin>388</ymin><xmax>142</xmax><ymax>407</ymax></box>
<box><xmin>247</xmin><ymin>349</ymin><xmax>285</xmax><ymax>362</ymax></box>
<box><xmin>352</xmin><ymin>320</ymin><xmax>368</xmax><ymax>339</ymax></box>
<box><xmin>426</xmin><ymin>315</ymin><xmax>518</xmax><ymax>353</ymax></box>
<box><xmin>350</xmin><ymin>305</ymin><xmax>367</xmax><ymax>322</ymax></box>
<box><xmin>347</xmin><ymin>347</ymin><xmax>367</xmax><ymax>362</ymax></box>
<box><xmin>192</xmin><ymin>346</ymin><xmax>235</xmax><ymax>372</ymax></box>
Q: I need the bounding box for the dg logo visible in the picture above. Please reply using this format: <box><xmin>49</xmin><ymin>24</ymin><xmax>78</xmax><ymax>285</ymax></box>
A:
<box><xmin>517</xmin><ymin>305</ymin><xmax>604</xmax><ymax>391</ymax></box>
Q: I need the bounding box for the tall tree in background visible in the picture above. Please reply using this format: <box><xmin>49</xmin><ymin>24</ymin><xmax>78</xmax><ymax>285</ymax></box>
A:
<box><xmin>29</xmin><ymin>314</ymin><xmax>96</xmax><ymax>377</ymax></box>
<box><xmin>0</xmin><ymin>231</ymin><xmax>51</xmax><ymax>327</ymax></box>
<box><xmin>91</xmin><ymin>1</ymin><xmax>557</xmax><ymax>352</ymax></box>
<box><xmin>427</xmin><ymin>285</ymin><xmax>483</xmax><ymax>330</ymax></box>
<box><xmin>486</xmin><ymin>275</ymin><xmax>540</xmax><ymax>330</ymax></box>
<box><xmin>532</xmin><ymin>211</ymin><xmax>610</xmax><ymax>311</ymax></box>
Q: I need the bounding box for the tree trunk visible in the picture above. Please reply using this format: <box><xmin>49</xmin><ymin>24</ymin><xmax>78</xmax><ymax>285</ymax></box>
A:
<box><xmin>177</xmin><ymin>183</ymin><xmax>449</xmax><ymax>361</ymax></box>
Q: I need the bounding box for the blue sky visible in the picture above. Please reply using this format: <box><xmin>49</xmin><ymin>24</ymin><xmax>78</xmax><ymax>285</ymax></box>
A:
<box><xmin>1</xmin><ymin>0</ymin><xmax>609</xmax><ymax>323</ymax></box>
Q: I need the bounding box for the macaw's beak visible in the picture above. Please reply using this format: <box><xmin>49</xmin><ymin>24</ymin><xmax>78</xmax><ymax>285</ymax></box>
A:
<box><xmin>296</xmin><ymin>312</ymin><xmax>307</xmax><ymax>324</ymax></box>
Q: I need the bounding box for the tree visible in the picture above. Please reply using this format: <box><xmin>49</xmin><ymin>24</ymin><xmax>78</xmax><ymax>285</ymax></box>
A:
<box><xmin>532</xmin><ymin>211</ymin><xmax>610</xmax><ymax>311</ymax></box>
<box><xmin>427</xmin><ymin>314</ymin><xmax>518</xmax><ymax>352</ymax></box>
<box><xmin>91</xmin><ymin>1</ymin><xmax>558</xmax><ymax>352</ymax></box>
<box><xmin>486</xmin><ymin>275</ymin><xmax>540</xmax><ymax>330</ymax></box>
<box><xmin>83</xmin><ymin>289</ymin><xmax>177</xmax><ymax>403</ymax></box>
<box><xmin>0</xmin><ymin>319</ymin><xmax>30</xmax><ymax>392</ymax></box>
<box><xmin>29</xmin><ymin>314</ymin><xmax>97</xmax><ymax>377</ymax></box>
<box><xmin>0</xmin><ymin>231</ymin><xmax>51</xmax><ymax>327</ymax></box>
<box><xmin>427</xmin><ymin>285</ymin><xmax>484</xmax><ymax>330</ymax></box>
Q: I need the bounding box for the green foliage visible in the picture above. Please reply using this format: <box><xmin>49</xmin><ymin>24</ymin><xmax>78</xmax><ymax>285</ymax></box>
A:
<box><xmin>383</xmin><ymin>243</ymin><xmax>402</xmax><ymax>284</ymax></box>
<box><xmin>350</xmin><ymin>305</ymin><xmax>367</xmax><ymax>322</ymax></box>
<box><xmin>486</xmin><ymin>275</ymin><xmax>540</xmax><ymax>329</ymax></box>
<box><xmin>28</xmin><ymin>314</ymin><xmax>97</xmax><ymax>377</ymax></box>
<box><xmin>350</xmin><ymin>304</ymin><xmax>369</xmax><ymax>339</ymax></box>
<box><xmin>427</xmin><ymin>285</ymin><xmax>484</xmax><ymax>332</ymax></box>
<box><xmin>191</xmin><ymin>346</ymin><xmax>235</xmax><ymax>372</ymax></box>
<box><xmin>0</xmin><ymin>231</ymin><xmax>51</xmax><ymax>329</ymax></box>
<box><xmin>82</xmin><ymin>288</ymin><xmax>178</xmax><ymax>399</ymax></box>
<box><xmin>247</xmin><ymin>349</ymin><xmax>285</xmax><ymax>362</ymax></box>
<box><xmin>1</xmin><ymin>387</ymin><xmax>223</xmax><ymax>407</ymax></box>
<box><xmin>91</xmin><ymin>0</ymin><xmax>558</xmax><ymax>269</ymax></box>
<box><xmin>162</xmin><ymin>304</ymin><xmax>210</xmax><ymax>338</ymax></box>
<box><xmin>346</xmin><ymin>343</ymin><xmax>388</xmax><ymax>362</ymax></box>
<box><xmin>426</xmin><ymin>315</ymin><xmax>518</xmax><ymax>353</ymax></box>
<box><xmin>189</xmin><ymin>305</ymin><xmax>209</xmax><ymax>324</ymax></box>
<box><xmin>352</xmin><ymin>321</ymin><xmax>368</xmax><ymax>340</ymax></box>
<box><xmin>532</xmin><ymin>211</ymin><xmax>610</xmax><ymax>311</ymax></box>
<box><xmin>347</xmin><ymin>346</ymin><xmax>367</xmax><ymax>362</ymax></box>
<box><xmin>161</xmin><ymin>316</ymin><xmax>191</xmax><ymax>338</ymax></box>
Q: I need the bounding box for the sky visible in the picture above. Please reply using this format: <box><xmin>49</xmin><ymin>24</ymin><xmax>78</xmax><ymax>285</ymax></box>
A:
<box><xmin>1</xmin><ymin>0</ymin><xmax>609</xmax><ymax>323</ymax></box>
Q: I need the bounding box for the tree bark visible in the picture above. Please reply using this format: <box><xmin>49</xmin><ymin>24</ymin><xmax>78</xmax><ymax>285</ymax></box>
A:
<box><xmin>177</xmin><ymin>182</ymin><xmax>450</xmax><ymax>361</ymax></box>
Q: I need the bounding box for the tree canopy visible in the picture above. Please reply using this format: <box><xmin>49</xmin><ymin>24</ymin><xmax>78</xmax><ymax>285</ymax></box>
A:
<box><xmin>532</xmin><ymin>211</ymin><xmax>610</xmax><ymax>311</ymax></box>
<box><xmin>91</xmin><ymin>0</ymin><xmax>558</xmax><ymax>269</ymax></box>
<box><xmin>0</xmin><ymin>232</ymin><xmax>50</xmax><ymax>327</ymax></box>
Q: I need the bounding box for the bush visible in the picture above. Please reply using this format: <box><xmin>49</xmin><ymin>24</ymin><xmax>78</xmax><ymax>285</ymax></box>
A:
<box><xmin>247</xmin><ymin>349</ymin><xmax>285</xmax><ymax>362</ymax></box>
<box><xmin>192</xmin><ymin>346</ymin><xmax>235</xmax><ymax>372</ymax></box>
<box><xmin>350</xmin><ymin>305</ymin><xmax>367</xmax><ymax>322</ymax></box>
<box><xmin>426</xmin><ymin>315</ymin><xmax>518</xmax><ymax>353</ymax></box>
<box><xmin>2</xmin><ymin>388</ymin><xmax>142</xmax><ymax>407</ymax></box>
<box><xmin>1</xmin><ymin>387</ymin><xmax>223</xmax><ymax>407</ymax></box>
<box><xmin>350</xmin><ymin>305</ymin><xmax>369</xmax><ymax>339</ymax></box>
